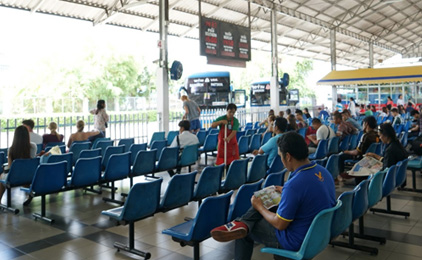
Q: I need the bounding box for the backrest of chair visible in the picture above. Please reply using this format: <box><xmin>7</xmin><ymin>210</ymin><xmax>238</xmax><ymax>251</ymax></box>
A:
<box><xmin>160</xmin><ymin>171</ymin><xmax>197</xmax><ymax>211</ymax></box>
<box><xmin>69</xmin><ymin>142</ymin><xmax>91</xmax><ymax>165</ymax></box>
<box><xmin>263</xmin><ymin>169</ymin><xmax>287</xmax><ymax>188</ymax></box>
<box><xmin>118</xmin><ymin>138</ymin><xmax>134</xmax><ymax>152</ymax></box>
<box><xmin>368</xmin><ymin>170</ymin><xmax>387</xmax><ymax>208</ymax></box>
<box><xmin>238</xmin><ymin>135</ymin><xmax>250</xmax><ymax>155</ymax></box>
<box><xmin>0</xmin><ymin>152</ymin><xmax>4</xmax><ymax>173</ymax></box>
<box><xmin>249</xmin><ymin>134</ymin><xmax>261</xmax><ymax>151</ymax></box>
<box><xmin>339</xmin><ymin>135</ymin><xmax>350</xmax><ymax>151</ymax></box>
<box><xmin>31</xmin><ymin>161</ymin><xmax>68</xmax><ymax>195</ymax></box>
<box><xmin>348</xmin><ymin>134</ymin><xmax>359</xmax><ymax>150</ymax></box>
<box><xmin>366</xmin><ymin>142</ymin><xmax>378</xmax><ymax>153</ymax></box>
<box><xmin>352</xmin><ymin>179</ymin><xmax>370</xmax><ymax>221</ymax></box>
<box><xmin>227</xmin><ymin>180</ymin><xmax>264</xmax><ymax>222</ymax></box>
<box><xmin>79</xmin><ymin>148</ymin><xmax>101</xmax><ymax>159</ymax></box>
<box><xmin>244</xmin><ymin>122</ymin><xmax>253</xmax><ymax>131</ymax></box>
<box><xmin>36</xmin><ymin>143</ymin><xmax>43</xmax><ymax>154</ymax></box>
<box><xmin>167</xmin><ymin>131</ymin><xmax>179</xmax><ymax>146</ymax></box>
<box><xmin>7</xmin><ymin>158</ymin><xmax>40</xmax><ymax>186</ymax></box>
<box><xmin>70</xmin><ymin>156</ymin><xmax>102</xmax><ymax>187</ymax></box>
<box><xmin>103</xmin><ymin>152</ymin><xmax>131</xmax><ymax>181</ymax></box>
<box><xmin>331</xmin><ymin>191</ymin><xmax>356</xmax><ymax>239</ymax></box>
<box><xmin>179</xmin><ymin>144</ymin><xmax>199</xmax><ymax>167</ymax></box>
<box><xmin>314</xmin><ymin>139</ymin><xmax>328</xmax><ymax>159</ymax></box>
<box><xmin>395</xmin><ymin>159</ymin><xmax>408</xmax><ymax>188</ymax></box>
<box><xmin>221</xmin><ymin>159</ymin><xmax>248</xmax><ymax>191</ymax></box>
<box><xmin>267</xmin><ymin>155</ymin><xmax>284</xmax><ymax>175</ymax></box>
<box><xmin>156</xmin><ymin>147</ymin><xmax>179</xmax><ymax>171</ymax></box>
<box><xmin>97</xmin><ymin>140</ymin><xmax>114</xmax><ymax>157</ymax></box>
<box><xmin>47</xmin><ymin>153</ymin><xmax>73</xmax><ymax>174</ymax></box>
<box><xmin>382</xmin><ymin>165</ymin><xmax>397</xmax><ymax>197</ymax></box>
<box><xmin>122</xmin><ymin>178</ymin><xmax>163</xmax><ymax>221</ymax></box>
<box><xmin>209</xmin><ymin>128</ymin><xmax>220</xmax><ymax>135</ymax></box>
<box><xmin>150</xmin><ymin>140</ymin><xmax>167</xmax><ymax>160</ymax></box>
<box><xmin>203</xmin><ymin>134</ymin><xmax>218</xmax><ymax>152</ymax></box>
<box><xmin>131</xmin><ymin>150</ymin><xmax>157</xmax><ymax>177</ymax></box>
<box><xmin>298</xmin><ymin>127</ymin><xmax>307</xmax><ymax>138</ymax></box>
<box><xmin>189</xmin><ymin>191</ymin><xmax>233</xmax><ymax>242</ymax></box>
<box><xmin>313</xmin><ymin>158</ymin><xmax>327</xmax><ymax>167</ymax></box>
<box><xmin>375</xmin><ymin>143</ymin><xmax>382</xmax><ymax>156</ymax></box>
<box><xmin>102</xmin><ymin>145</ymin><xmax>125</xmax><ymax>168</ymax></box>
<box><xmin>400</xmin><ymin>132</ymin><xmax>408</xmax><ymax>147</ymax></box>
<box><xmin>196</xmin><ymin>130</ymin><xmax>207</xmax><ymax>146</ymax></box>
<box><xmin>325</xmin><ymin>154</ymin><xmax>340</xmax><ymax>180</ymax></box>
<box><xmin>245</xmin><ymin>129</ymin><xmax>256</xmax><ymax>136</ymax></box>
<box><xmin>327</xmin><ymin>136</ymin><xmax>340</xmax><ymax>154</ymax></box>
<box><xmin>257</xmin><ymin>128</ymin><xmax>266</xmax><ymax>134</ymax></box>
<box><xmin>300</xmin><ymin>201</ymin><xmax>341</xmax><ymax>259</ymax></box>
<box><xmin>261</xmin><ymin>131</ymin><xmax>272</xmax><ymax>146</ymax></box>
<box><xmin>236</xmin><ymin>130</ymin><xmax>245</xmax><ymax>141</ymax></box>
<box><xmin>149</xmin><ymin>131</ymin><xmax>166</xmax><ymax>146</ymax></box>
<box><xmin>45</xmin><ymin>142</ymin><xmax>66</xmax><ymax>150</ymax></box>
<box><xmin>247</xmin><ymin>154</ymin><xmax>268</xmax><ymax>183</ymax></box>
<box><xmin>129</xmin><ymin>143</ymin><xmax>147</xmax><ymax>165</ymax></box>
<box><xmin>92</xmin><ymin>137</ymin><xmax>111</xmax><ymax>149</ymax></box>
<box><xmin>193</xmin><ymin>165</ymin><xmax>224</xmax><ymax>201</ymax></box>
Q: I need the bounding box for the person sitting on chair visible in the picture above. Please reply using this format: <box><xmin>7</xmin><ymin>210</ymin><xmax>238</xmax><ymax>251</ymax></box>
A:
<box><xmin>307</xmin><ymin>118</ymin><xmax>335</xmax><ymax>154</ymax></box>
<box><xmin>67</xmin><ymin>120</ymin><xmax>101</xmax><ymax>148</ymax></box>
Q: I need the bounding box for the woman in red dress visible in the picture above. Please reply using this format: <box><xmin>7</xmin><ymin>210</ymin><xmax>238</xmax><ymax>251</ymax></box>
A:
<box><xmin>211</xmin><ymin>103</ymin><xmax>240</xmax><ymax>166</ymax></box>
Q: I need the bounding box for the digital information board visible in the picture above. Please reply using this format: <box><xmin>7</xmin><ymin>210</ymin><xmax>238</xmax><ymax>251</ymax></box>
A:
<box><xmin>200</xmin><ymin>16</ymin><xmax>251</xmax><ymax>61</ymax></box>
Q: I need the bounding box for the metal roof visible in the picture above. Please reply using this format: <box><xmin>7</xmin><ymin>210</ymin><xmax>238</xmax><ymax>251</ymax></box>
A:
<box><xmin>1</xmin><ymin>0</ymin><xmax>421</xmax><ymax>68</ymax></box>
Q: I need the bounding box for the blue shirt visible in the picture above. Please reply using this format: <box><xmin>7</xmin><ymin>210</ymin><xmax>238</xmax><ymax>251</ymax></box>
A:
<box><xmin>276</xmin><ymin>162</ymin><xmax>336</xmax><ymax>251</ymax></box>
<box><xmin>261</xmin><ymin>133</ymin><xmax>283</xmax><ymax>167</ymax></box>
<box><xmin>319</xmin><ymin>110</ymin><xmax>329</xmax><ymax>120</ymax></box>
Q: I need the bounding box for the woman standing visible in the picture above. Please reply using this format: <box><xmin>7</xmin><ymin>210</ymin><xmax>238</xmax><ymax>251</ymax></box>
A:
<box><xmin>386</xmin><ymin>96</ymin><xmax>394</xmax><ymax>106</ymax></box>
<box><xmin>211</xmin><ymin>103</ymin><xmax>240</xmax><ymax>166</ymax></box>
<box><xmin>90</xmin><ymin>100</ymin><xmax>109</xmax><ymax>136</ymax></box>
<box><xmin>42</xmin><ymin>122</ymin><xmax>64</xmax><ymax>148</ymax></box>
<box><xmin>349</xmin><ymin>97</ymin><xmax>357</xmax><ymax>118</ymax></box>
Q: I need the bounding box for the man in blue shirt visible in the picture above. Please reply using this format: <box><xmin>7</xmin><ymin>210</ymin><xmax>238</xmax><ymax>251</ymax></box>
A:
<box><xmin>252</xmin><ymin>117</ymin><xmax>288</xmax><ymax>167</ymax></box>
<box><xmin>211</xmin><ymin>132</ymin><xmax>336</xmax><ymax>260</ymax></box>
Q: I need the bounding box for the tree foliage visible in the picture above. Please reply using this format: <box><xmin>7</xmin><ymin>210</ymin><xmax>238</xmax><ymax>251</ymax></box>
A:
<box><xmin>281</xmin><ymin>59</ymin><xmax>314</xmax><ymax>98</ymax></box>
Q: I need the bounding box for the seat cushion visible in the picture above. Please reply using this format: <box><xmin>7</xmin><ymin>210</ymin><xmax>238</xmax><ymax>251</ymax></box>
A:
<box><xmin>162</xmin><ymin>220</ymin><xmax>194</xmax><ymax>241</ymax></box>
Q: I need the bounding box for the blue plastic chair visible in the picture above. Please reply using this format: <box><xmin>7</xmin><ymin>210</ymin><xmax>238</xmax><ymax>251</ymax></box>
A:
<box><xmin>330</xmin><ymin>190</ymin><xmax>357</xmax><ymax>240</ymax></box>
<box><xmin>67</xmin><ymin>156</ymin><xmax>102</xmax><ymax>188</ymax></box>
<box><xmin>266</xmin><ymin>155</ymin><xmax>284</xmax><ymax>175</ymax></box>
<box><xmin>327</xmin><ymin>136</ymin><xmax>340</xmax><ymax>155</ymax></box>
<box><xmin>297</xmin><ymin>127</ymin><xmax>307</xmax><ymax>138</ymax></box>
<box><xmin>102</xmin><ymin>179</ymin><xmax>162</xmax><ymax>259</ymax></box>
<box><xmin>129</xmin><ymin>150</ymin><xmax>156</xmax><ymax>187</ymax></box>
<box><xmin>325</xmin><ymin>153</ymin><xmax>341</xmax><ymax>180</ymax></box>
<box><xmin>244</xmin><ymin>122</ymin><xmax>253</xmax><ymax>131</ymax></box>
<box><xmin>178</xmin><ymin>144</ymin><xmax>199</xmax><ymax>172</ymax></box>
<box><xmin>196</xmin><ymin>130</ymin><xmax>207</xmax><ymax>146</ymax></box>
<box><xmin>153</xmin><ymin>147</ymin><xmax>179</xmax><ymax>177</ymax></box>
<box><xmin>313</xmin><ymin>158</ymin><xmax>327</xmax><ymax>167</ymax></box>
<box><xmin>149</xmin><ymin>131</ymin><xmax>165</xmax><ymax>147</ymax></box>
<box><xmin>198</xmin><ymin>133</ymin><xmax>218</xmax><ymax>165</ymax></box>
<box><xmin>159</xmin><ymin>171</ymin><xmax>197</xmax><ymax>212</ymax></box>
<box><xmin>308</xmin><ymin>139</ymin><xmax>328</xmax><ymax>160</ymax></box>
<box><xmin>238</xmin><ymin>135</ymin><xmax>251</xmax><ymax>157</ymax></box>
<box><xmin>150</xmin><ymin>140</ymin><xmax>167</xmax><ymax>161</ymax></box>
<box><xmin>400</xmin><ymin>132</ymin><xmax>408</xmax><ymax>147</ymax></box>
<box><xmin>339</xmin><ymin>135</ymin><xmax>350</xmax><ymax>151</ymax></box>
<box><xmin>348</xmin><ymin>134</ymin><xmax>359</xmax><ymax>150</ymax></box>
<box><xmin>236</xmin><ymin>130</ymin><xmax>245</xmax><ymax>141</ymax></box>
<box><xmin>261</xmin><ymin>131</ymin><xmax>273</xmax><ymax>146</ymax></box>
<box><xmin>246</xmin><ymin>154</ymin><xmax>268</xmax><ymax>183</ymax></box>
<box><xmin>227</xmin><ymin>179</ymin><xmax>263</xmax><ymax>222</ymax></box>
<box><xmin>79</xmin><ymin>148</ymin><xmax>101</xmax><ymax>159</ymax></box>
<box><xmin>371</xmin><ymin>161</ymin><xmax>410</xmax><ymax>218</ymax></box>
<box><xmin>129</xmin><ymin>143</ymin><xmax>147</xmax><ymax>165</ymax></box>
<box><xmin>91</xmin><ymin>137</ymin><xmax>111</xmax><ymax>149</ymax></box>
<box><xmin>245</xmin><ymin>129</ymin><xmax>256</xmax><ymax>136</ymax></box>
<box><xmin>257</xmin><ymin>127</ymin><xmax>266</xmax><ymax>134</ymax></box>
<box><xmin>209</xmin><ymin>128</ymin><xmax>220</xmax><ymax>135</ymax></box>
<box><xmin>263</xmin><ymin>169</ymin><xmax>288</xmax><ymax>188</ymax></box>
<box><xmin>36</xmin><ymin>143</ymin><xmax>43</xmax><ymax>154</ymax></box>
<box><xmin>192</xmin><ymin>165</ymin><xmax>224</xmax><ymax>206</ymax></box>
<box><xmin>45</xmin><ymin>142</ymin><xmax>65</xmax><ymax>151</ymax></box>
<box><xmin>69</xmin><ymin>141</ymin><xmax>90</xmax><ymax>165</ymax></box>
<box><xmin>248</xmin><ymin>133</ymin><xmax>261</xmax><ymax>152</ymax></box>
<box><xmin>96</xmin><ymin>140</ymin><xmax>114</xmax><ymax>157</ymax></box>
<box><xmin>167</xmin><ymin>131</ymin><xmax>179</xmax><ymax>146</ymax></box>
<box><xmin>46</xmin><ymin>153</ymin><xmax>73</xmax><ymax>175</ymax></box>
<box><xmin>162</xmin><ymin>191</ymin><xmax>233</xmax><ymax>260</ymax></box>
<box><xmin>118</xmin><ymin>138</ymin><xmax>134</xmax><ymax>152</ymax></box>
<box><xmin>101</xmin><ymin>145</ymin><xmax>125</xmax><ymax>169</ymax></box>
<box><xmin>0</xmin><ymin>157</ymin><xmax>40</xmax><ymax>214</ymax></box>
<box><xmin>220</xmin><ymin>159</ymin><xmax>249</xmax><ymax>193</ymax></box>
<box><xmin>44</xmin><ymin>145</ymin><xmax>66</xmax><ymax>154</ymax></box>
<box><xmin>21</xmin><ymin>161</ymin><xmax>68</xmax><ymax>223</ymax></box>
<box><xmin>0</xmin><ymin>152</ymin><xmax>4</xmax><ymax>174</ymax></box>
<box><xmin>261</xmin><ymin>201</ymin><xmax>341</xmax><ymax>260</ymax></box>
<box><xmin>101</xmin><ymin>152</ymin><xmax>131</xmax><ymax>204</ymax></box>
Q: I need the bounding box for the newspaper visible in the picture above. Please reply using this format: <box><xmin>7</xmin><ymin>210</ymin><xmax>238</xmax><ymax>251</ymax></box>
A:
<box><xmin>348</xmin><ymin>156</ymin><xmax>383</xmax><ymax>176</ymax></box>
<box><xmin>253</xmin><ymin>185</ymin><xmax>281</xmax><ymax>209</ymax></box>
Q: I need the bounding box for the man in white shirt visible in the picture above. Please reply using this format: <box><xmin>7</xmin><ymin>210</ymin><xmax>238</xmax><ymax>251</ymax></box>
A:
<box><xmin>307</xmin><ymin>118</ymin><xmax>335</xmax><ymax>153</ymax></box>
<box><xmin>168</xmin><ymin>120</ymin><xmax>199</xmax><ymax>176</ymax></box>
<box><xmin>22</xmin><ymin>119</ymin><xmax>43</xmax><ymax>145</ymax></box>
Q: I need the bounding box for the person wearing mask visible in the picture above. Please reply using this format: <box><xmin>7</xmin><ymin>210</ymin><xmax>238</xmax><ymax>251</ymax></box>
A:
<box><xmin>42</xmin><ymin>122</ymin><xmax>64</xmax><ymax>148</ymax></box>
<box><xmin>22</xmin><ymin>119</ymin><xmax>42</xmax><ymax>145</ymax></box>
<box><xmin>181</xmin><ymin>95</ymin><xmax>202</xmax><ymax>133</ymax></box>
<box><xmin>90</xmin><ymin>100</ymin><xmax>109</xmax><ymax>136</ymax></box>
<box><xmin>252</xmin><ymin>117</ymin><xmax>288</xmax><ymax>167</ymax></box>
<box><xmin>211</xmin><ymin>103</ymin><xmax>240</xmax><ymax>166</ymax></box>
<box><xmin>0</xmin><ymin>126</ymin><xmax>37</xmax><ymax>205</ymax></box>
<box><xmin>210</xmin><ymin>132</ymin><xmax>336</xmax><ymax>260</ymax></box>
<box><xmin>307</xmin><ymin>118</ymin><xmax>335</xmax><ymax>153</ymax></box>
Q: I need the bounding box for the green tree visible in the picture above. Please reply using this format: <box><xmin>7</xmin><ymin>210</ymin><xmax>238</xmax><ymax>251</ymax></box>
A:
<box><xmin>281</xmin><ymin>59</ymin><xmax>314</xmax><ymax>98</ymax></box>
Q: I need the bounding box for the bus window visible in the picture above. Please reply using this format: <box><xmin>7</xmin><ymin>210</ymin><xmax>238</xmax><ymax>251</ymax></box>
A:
<box><xmin>250</xmin><ymin>81</ymin><xmax>288</xmax><ymax>106</ymax></box>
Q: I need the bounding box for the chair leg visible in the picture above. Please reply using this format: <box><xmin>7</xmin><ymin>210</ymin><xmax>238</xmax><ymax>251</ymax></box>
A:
<box><xmin>370</xmin><ymin>196</ymin><xmax>410</xmax><ymax>218</ymax></box>
<box><xmin>331</xmin><ymin>223</ymin><xmax>378</xmax><ymax>255</ymax></box>
<box><xmin>103</xmin><ymin>182</ymin><xmax>124</xmax><ymax>205</ymax></box>
<box><xmin>0</xmin><ymin>187</ymin><xmax>19</xmax><ymax>214</ymax></box>
<box><xmin>205</xmin><ymin>154</ymin><xmax>208</xmax><ymax>165</ymax></box>
<box><xmin>193</xmin><ymin>242</ymin><xmax>200</xmax><ymax>260</ymax></box>
<box><xmin>114</xmin><ymin>222</ymin><xmax>151</xmax><ymax>259</ymax></box>
<box><xmin>353</xmin><ymin>217</ymin><xmax>386</xmax><ymax>244</ymax></box>
<box><xmin>84</xmin><ymin>185</ymin><xmax>102</xmax><ymax>194</ymax></box>
<box><xmin>33</xmin><ymin>195</ymin><xmax>54</xmax><ymax>224</ymax></box>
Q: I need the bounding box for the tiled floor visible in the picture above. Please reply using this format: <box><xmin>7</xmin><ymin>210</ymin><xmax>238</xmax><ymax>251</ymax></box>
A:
<box><xmin>1</xmin><ymin>155</ymin><xmax>422</xmax><ymax>260</ymax></box>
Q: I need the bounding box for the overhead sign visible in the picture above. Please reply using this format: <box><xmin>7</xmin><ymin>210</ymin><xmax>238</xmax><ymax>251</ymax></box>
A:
<box><xmin>200</xmin><ymin>16</ymin><xmax>251</xmax><ymax>61</ymax></box>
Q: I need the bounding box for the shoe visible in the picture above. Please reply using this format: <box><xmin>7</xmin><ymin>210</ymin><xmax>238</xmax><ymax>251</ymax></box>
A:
<box><xmin>23</xmin><ymin>195</ymin><xmax>33</xmax><ymax>206</ymax></box>
<box><xmin>210</xmin><ymin>221</ymin><xmax>248</xmax><ymax>242</ymax></box>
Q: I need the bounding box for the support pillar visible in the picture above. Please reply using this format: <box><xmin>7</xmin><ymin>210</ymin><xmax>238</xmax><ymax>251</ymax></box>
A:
<box><xmin>369</xmin><ymin>42</ymin><xmax>374</xmax><ymax>68</ymax></box>
<box><xmin>330</xmin><ymin>29</ymin><xmax>337</xmax><ymax>111</ymax></box>
<box><xmin>156</xmin><ymin>0</ymin><xmax>169</xmax><ymax>133</ymax></box>
<box><xmin>270</xmin><ymin>6</ymin><xmax>280</xmax><ymax>114</ymax></box>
